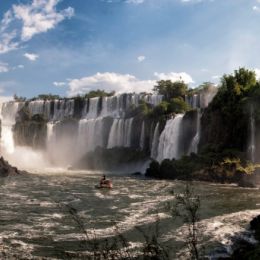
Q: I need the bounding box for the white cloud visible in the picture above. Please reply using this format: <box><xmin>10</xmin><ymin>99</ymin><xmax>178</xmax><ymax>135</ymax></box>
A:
<box><xmin>13</xmin><ymin>0</ymin><xmax>74</xmax><ymax>41</ymax></box>
<box><xmin>137</xmin><ymin>55</ymin><xmax>146</xmax><ymax>62</ymax></box>
<box><xmin>67</xmin><ymin>71</ymin><xmax>194</xmax><ymax>96</ymax></box>
<box><xmin>212</xmin><ymin>75</ymin><xmax>221</xmax><ymax>80</ymax></box>
<box><xmin>254</xmin><ymin>68</ymin><xmax>260</xmax><ymax>80</ymax></box>
<box><xmin>0</xmin><ymin>62</ymin><xmax>9</xmax><ymax>73</ymax></box>
<box><xmin>24</xmin><ymin>52</ymin><xmax>39</xmax><ymax>61</ymax></box>
<box><xmin>0</xmin><ymin>31</ymin><xmax>19</xmax><ymax>54</ymax></box>
<box><xmin>126</xmin><ymin>0</ymin><xmax>145</xmax><ymax>4</ymax></box>
<box><xmin>17</xmin><ymin>64</ymin><xmax>24</xmax><ymax>69</ymax></box>
<box><xmin>0</xmin><ymin>0</ymin><xmax>74</xmax><ymax>54</ymax></box>
<box><xmin>154</xmin><ymin>71</ymin><xmax>194</xmax><ymax>84</ymax></box>
<box><xmin>53</xmin><ymin>81</ymin><xmax>66</xmax><ymax>87</ymax></box>
<box><xmin>181</xmin><ymin>0</ymin><xmax>214</xmax><ymax>3</ymax></box>
<box><xmin>67</xmin><ymin>72</ymin><xmax>155</xmax><ymax>96</ymax></box>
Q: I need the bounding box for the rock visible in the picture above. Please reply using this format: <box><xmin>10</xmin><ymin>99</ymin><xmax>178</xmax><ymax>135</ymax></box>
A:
<box><xmin>131</xmin><ymin>172</ymin><xmax>141</xmax><ymax>176</ymax></box>
<box><xmin>0</xmin><ymin>156</ymin><xmax>21</xmax><ymax>177</ymax></box>
<box><xmin>250</xmin><ymin>215</ymin><xmax>260</xmax><ymax>241</ymax></box>
<box><xmin>238</xmin><ymin>179</ymin><xmax>256</xmax><ymax>188</ymax></box>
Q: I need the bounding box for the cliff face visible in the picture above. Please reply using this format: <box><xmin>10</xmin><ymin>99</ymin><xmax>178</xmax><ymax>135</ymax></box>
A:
<box><xmin>178</xmin><ymin>110</ymin><xmax>198</xmax><ymax>155</ymax></box>
<box><xmin>13</xmin><ymin>107</ymin><xmax>47</xmax><ymax>149</ymax></box>
<box><xmin>199</xmin><ymin>102</ymin><xmax>249</xmax><ymax>154</ymax></box>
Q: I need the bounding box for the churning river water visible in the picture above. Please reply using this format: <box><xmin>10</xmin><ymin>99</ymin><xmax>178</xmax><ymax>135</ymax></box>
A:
<box><xmin>0</xmin><ymin>170</ymin><xmax>260</xmax><ymax>259</ymax></box>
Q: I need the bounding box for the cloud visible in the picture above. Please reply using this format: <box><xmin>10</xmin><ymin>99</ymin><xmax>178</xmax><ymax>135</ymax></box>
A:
<box><xmin>137</xmin><ymin>55</ymin><xmax>146</xmax><ymax>62</ymax></box>
<box><xmin>53</xmin><ymin>81</ymin><xmax>66</xmax><ymax>87</ymax></box>
<box><xmin>254</xmin><ymin>68</ymin><xmax>260</xmax><ymax>80</ymax></box>
<box><xmin>0</xmin><ymin>31</ymin><xmax>19</xmax><ymax>54</ymax></box>
<box><xmin>67</xmin><ymin>72</ymin><xmax>155</xmax><ymax>96</ymax></box>
<box><xmin>17</xmin><ymin>64</ymin><xmax>24</xmax><ymax>69</ymax></box>
<box><xmin>13</xmin><ymin>0</ymin><xmax>74</xmax><ymax>41</ymax></box>
<box><xmin>154</xmin><ymin>72</ymin><xmax>194</xmax><ymax>84</ymax></box>
<box><xmin>211</xmin><ymin>75</ymin><xmax>221</xmax><ymax>80</ymax></box>
<box><xmin>253</xmin><ymin>1</ymin><xmax>260</xmax><ymax>11</ymax></box>
<box><xmin>67</xmin><ymin>71</ymin><xmax>194</xmax><ymax>96</ymax></box>
<box><xmin>126</xmin><ymin>0</ymin><xmax>145</xmax><ymax>4</ymax></box>
<box><xmin>0</xmin><ymin>62</ymin><xmax>9</xmax><ymax>73</ymax></box>
<box><xmin>24</xmin><ymin>52</ymin><xmax>39</xmax><ymax>61</ymax></box>
<box><xmin>181</xmin><ymin>0</ymin><xmax>214</xmax><ymax>3</ymax></box>
<box><xmin>0</xmin><ymin>0</ymin><xmax>74</xmax><ymax>54</ymax></box>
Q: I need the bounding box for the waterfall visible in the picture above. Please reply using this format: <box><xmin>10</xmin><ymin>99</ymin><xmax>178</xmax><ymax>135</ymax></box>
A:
<box><xmin>0</xmin><ymin>93</ymin><xmax>164</xmax><ymax>168</ymax></box>
<box><xmin>140</xmin><ymin>121</ymin><xmax>145</xmax><ymax>150</ymax></box>
<box><xmin>249</xmin><ymin>105</ymin><xmax>256</xmax><ymax>163</ymax></box>
<box><xmin>151</xmin><ymin>122</ymin><xmax>160</xmax><ymax>159</ymax></box>
<box><xmin>157</xmin><ymin>114</ymin><xmax>184</xmax><ymax>162</ymax></box>
<box><xmin>77</xmin><ymin>118</ymin><xmax>104</xmax><ymax>155</ymax></box>
<box><xmin>0</xmin><ymin>102</ymin><xmax>20</xmax><ymax>154</ymax></box>
<box><xmin>107</xmin><ymin>118</ymin><xmax>134</xmax><ymax>149</ymax></box>
<box><xmin>192</xmin><ymin>94</ymin><xmax>198</xmax><ymax>109</ymax></box>
<box><xmin>0</xmin><ymin>101</ymin><xmax>48</xmax><ymax>169</ymax></box>
<box><xmin>85</xmin><ymin>98</ymin><xmax>99</xmax><ymax>119</ymax></box>
<box><xmin>124</xmin><ymin>118</ymin><xmax>133</xmax><ymax>147</ymax></box>
<box><xmin>188</xmin><ymin>109</ymin><xmax>201</xmax><ymax>154</ymax></box>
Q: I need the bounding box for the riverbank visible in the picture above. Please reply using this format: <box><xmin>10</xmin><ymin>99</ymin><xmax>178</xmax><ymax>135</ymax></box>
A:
<box><xmin>145</xmin><ymin>151</ymin><xmax>260</xmax><ymax>187</ymax></box>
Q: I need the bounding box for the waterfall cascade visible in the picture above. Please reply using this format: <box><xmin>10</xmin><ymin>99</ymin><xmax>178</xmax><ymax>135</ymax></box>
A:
<box><xmin>151</xmin><ymin>122</ymin><xmax>160</xmax><ymax>159</ymax></box>
<box><xmin>0</xmin><ymin>102</ymin><xmax>21</xmax><ymax>154</ymax></box>
<box><xmin>0</xmin><ymin>94</ymin><xmax>163</xmax><ymax>167</ymax></box>
<box><xmin>157</xmin><ymin>114</ymin><xmax>184</xmax><ymax>162</ymax></box>
<box><xmin>188</xmin><ymin>109</ymin><xmax>201</xmax><ymax>154</ymax></box>
<box><xmin>140</xmin><ymin>121</ymin><xmax>145</xmax><ymax>150</ymax></box>
<box><xmin>249</xmin><ymin>105</ymin><xmax>256</xmax><ymax>163</ymax></box>
<box><xmin>0</xmin><ymin>89</ymin><xmax>217</xmax><ymax>169</ymax></box>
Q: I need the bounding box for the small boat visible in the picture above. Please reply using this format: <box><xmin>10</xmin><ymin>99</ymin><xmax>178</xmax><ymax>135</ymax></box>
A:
<box><xmin>95</xmin><ymin>180</ymin><xmax>113</xmax><ymax>189</ymax></box>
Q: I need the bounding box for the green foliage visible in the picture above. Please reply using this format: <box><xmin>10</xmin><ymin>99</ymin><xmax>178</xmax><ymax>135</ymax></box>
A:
<box><xmin>149</xmin><ymin>101</ymin><xmax>170</xmax><ymax>118</ymax></box>
<box><xmin>213</xmin><ymin>68</ymin><xmax>258</xmax><ymax>111</ymax></box>
<box><xmin>153</xmin><ymin>80</ymin><xmax>188</xmax><ymax>101</ymax></box>
<box><xmin>138</xmin><ymin>100</ymin><xmax>153</xmax><ymax>116</ymax></box>
<box><xmin>84</xmin><ymin>89</ymin><xmax>115</xmax><ymax>99</ymax></box>
<box><xmin>187</xmin><ymin>81</ymin><xmax>215</xmax><ymax>96</ymax></box>
<box><xmin>146</xmin><ymin>148</ymin><xmax>256</xmax><ymax>184</ymax></box>
<box><xmin>170</xmin><ymin>184</ymin><xmax>201</xmax><ymax>260</ymax></box>
<box><xmin>147</xmin><ymin>98</ymin><xmax>189</xmax><ymax>120</ymax></box>
<box><xmin>200</xmin><ymin>68</ymin><xmax>260</xmax><ymax>154</ymax></box>
<box><xmin>168</xmin><ymin>97</ymin><xmax>189</xmax><ymax>114</ymax></box>
<box><xmin>13</xmin><ymin>94</ymin><xmax>26</xmax><ymax>102</ymax></box>
<box><xmin>30</xmin><ymin>94</ymin><xmax>61</xmax><ymax>101</ymax></box>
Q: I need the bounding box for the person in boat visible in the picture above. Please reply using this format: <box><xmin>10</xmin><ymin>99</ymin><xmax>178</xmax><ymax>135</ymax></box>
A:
<box><xmin>99</xmin><ymin>175</ymin><xmax>112</xmax><ymax>188</ymax></box>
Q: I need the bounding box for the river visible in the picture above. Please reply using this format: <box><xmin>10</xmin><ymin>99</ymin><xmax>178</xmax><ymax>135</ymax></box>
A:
<box><xmin>0</xmin><ymin>170</ymin><xmax>260</xmax><ymax>259</ymax></box>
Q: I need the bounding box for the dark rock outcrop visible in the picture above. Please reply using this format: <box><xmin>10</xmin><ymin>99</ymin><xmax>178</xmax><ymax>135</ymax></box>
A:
<box><xmin>228</xmin><ymin>215</ymin><xmax>260</xmax><ymax>259</ymax></box>
<box><xmin>0</xmin><ymin>157</ymin><xmax>21</xmax><ymax>177</ymax></box>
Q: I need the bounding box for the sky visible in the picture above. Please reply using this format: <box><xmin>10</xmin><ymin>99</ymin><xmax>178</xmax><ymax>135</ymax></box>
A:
<box><xmin>1</xmin><ymin>0</ymin><xmax>260</xmax><ymax>98</ymax></box>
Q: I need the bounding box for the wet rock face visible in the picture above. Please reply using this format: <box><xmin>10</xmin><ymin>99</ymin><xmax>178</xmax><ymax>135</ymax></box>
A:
<box><xmin>0</xmin><ymin>157</ymin><xmax>20</xmax><ymax>177</ymax></box>
<box><xmin>199</xmin><ymin>106</ymin><xmax>249</xmax><ymax>153</ymax></box>
<box><xmin>13</xmin><ymin>107</ymin><xmax>47</xmax><ymax>149</ymax></box>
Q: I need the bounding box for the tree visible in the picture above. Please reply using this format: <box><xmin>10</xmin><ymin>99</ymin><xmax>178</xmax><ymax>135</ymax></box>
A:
<box><xmin>170</xmin><ymin>184</ymin><xmax>201</xmax><ymax>259</ymax></box>
<box><xmin>153</xmin><ymin>80</ymin><xmax>188</xmax><ymax>101</ymax></box>
<box><xmin>168</xmin><ymin>97</ymin><xmax>189</xmax><ymax>114</ymax></box>
<box><xmin>84</xmin><ymin>89</ymin><xmax>115</xmax><ymax>99</ymax></box>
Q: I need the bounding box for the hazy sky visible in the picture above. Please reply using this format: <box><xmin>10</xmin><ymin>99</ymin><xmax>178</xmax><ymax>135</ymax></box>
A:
<box><xmin>1</xmin><ymin>0</ymin><xmax>260</xmax><ymax>97</ymax></box>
